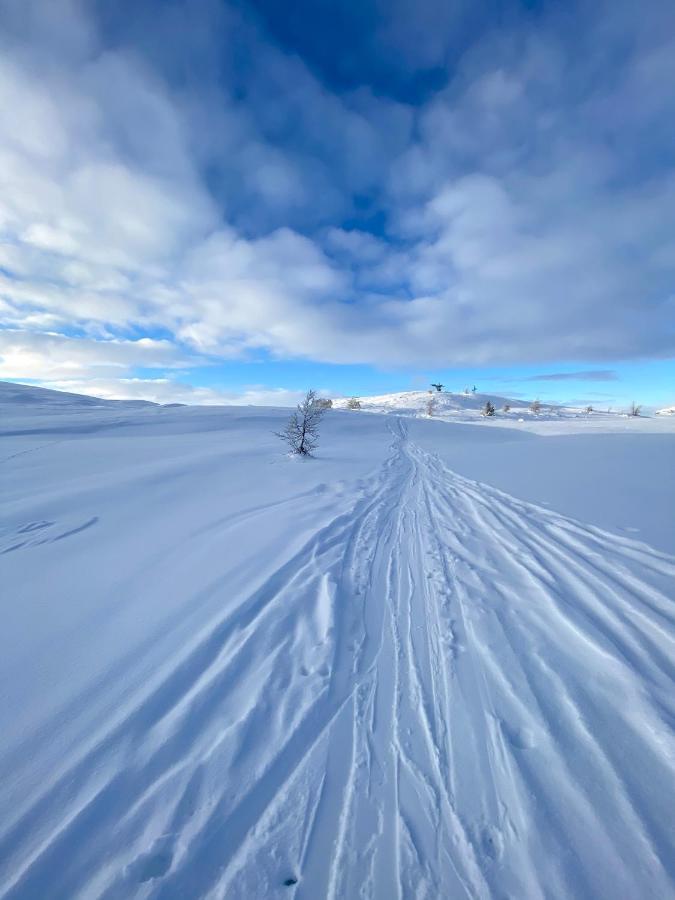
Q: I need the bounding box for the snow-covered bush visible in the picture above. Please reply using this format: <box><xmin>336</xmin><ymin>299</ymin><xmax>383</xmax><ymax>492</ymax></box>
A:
<box><xmin>275</xmin><ymin>389</ymin><xmax>326</xmax><ymax>456</ymax></box>
<box><xmin>502</xmin><ymin>404</ymin><xmax>511</xmax><ymax>413</ymax></box>
<box><xmin>315</xmin><ymin>398</ymin><xmax>333</xmax><ymax>409</ymax></box>
<box><xmin>530</xmin><ymin>399</ymin><xmax>542</xmax><ymax>414</ymax></box>
<box><xmin>483</xmin><ymin>401</ymin><xmax>496</xmax><ymax>417</ymax></box>
<box><xmin>347</xmin><ymin>397</ymin><xmax>361</xmax><ymax>410</ymax></box>
<box><xmin>426</xmin><ymin>397</ymin><xmax>436</xmax><ymax>416</ymax></box>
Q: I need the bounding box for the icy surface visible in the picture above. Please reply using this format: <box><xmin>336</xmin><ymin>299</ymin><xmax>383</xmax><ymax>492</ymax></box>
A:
<box><xmin>1</xmin><ymin>383</ymin><xmax>674</xmax><ymax>898</ymax></box>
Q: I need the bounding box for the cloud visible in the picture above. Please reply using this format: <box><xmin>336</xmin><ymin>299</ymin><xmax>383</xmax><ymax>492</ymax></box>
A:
<box><xmin>0</xmin><ymin>0</ymin><xmax>674</xmax><ymax>397</ymax></box>
<box><xmin>0</xmin><ymin>331</ymin><xmax>193</xmax><ymax>380</ymax></box>
<box><xmin>36</xmin><ymin>377</ymin><xmax>305</xmax><ymax>407</ymax></box>
<box><xmin>525</xmin><ymin>370</ymin><xmax>619</xmax><ymax>382</ymax></box>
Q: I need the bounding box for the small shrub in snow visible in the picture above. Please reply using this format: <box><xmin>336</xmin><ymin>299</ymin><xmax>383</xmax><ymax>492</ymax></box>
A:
<box><xmin>503</xmin><ymin>404</ymin><xmax>511</xmax><ymax>413</ymax></box>
<box><xmin>347</xmin><ymin>397</ymin><xmax>361</xmax><ymax>410</ymax></box>
<box><xmin>629</xmin><ymin>402</ymin><xmax>641</xmax><ymax>417</ymax></box>
<box><xmin>426</xmin><ymin>397</ymin><xmax>437</xmax><ymax>416</ymax></box>
<box><xmin>586</xmin><ymin>405</ymin><xmax>593</xmax><ymax>414</ymax></box>
<box><xmin>530</xmin><ymin>399</ymin><xmax>542</xmax><ymax>414</ymax></box>
<box><xmin>483</xmin><ymin>401</ymin><xmax>496</xmax><ymax>417</ymax></box>
<box><xmin>315</xmin><ymin>397</ymin><xmax>333</xmax><ymax>409</ymax></box>
<box><xmin>275</xmin><ymin>389</ymin><xmax>326</xmax><ymax>456</ymax></box>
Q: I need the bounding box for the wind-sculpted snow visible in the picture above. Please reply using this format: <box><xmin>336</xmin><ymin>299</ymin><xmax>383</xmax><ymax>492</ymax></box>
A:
<box><xmin>1</xmin><ymin>408</ymin><xmax>673</xmax><ymax>898</ymax></box>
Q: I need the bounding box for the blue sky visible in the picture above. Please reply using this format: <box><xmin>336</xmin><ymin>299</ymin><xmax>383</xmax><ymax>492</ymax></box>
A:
<box><xmin>0</xmin><ymin>0</ymin><xmax>674</xmax><ymax>407</ymax></box>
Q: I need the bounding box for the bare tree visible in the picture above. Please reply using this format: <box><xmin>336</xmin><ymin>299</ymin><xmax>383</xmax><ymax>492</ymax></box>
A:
<box><xmin>530</xmin><ymin>398</ymin><xmax>542</xmax><ymax>414</ymax></box>
<box><xmin>275</xmin><ymin>389</ymin><xmax>326</xmax><ymax>456</ymax></box>
<box><xmin>430</xmin><ymin>382</ymin><xmax>444</xmax><ymax>392</ymax></box>
<box><xmin>483</xmin><ymin>400</ymin><xmax>496</xmax><ymax>417</ymax></box>
<box><xmin>347</xmin><ymin>397</ymin><xmax>361</xmax><ymax>410</ymax></box>
<box><xmin>629</xmin><ymin>401</ymin><xmax>641</xmax><ymax>417</ymax></box>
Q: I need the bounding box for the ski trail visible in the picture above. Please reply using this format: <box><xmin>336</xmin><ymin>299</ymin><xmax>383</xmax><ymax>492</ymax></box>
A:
<box><xmin>1</xmin><ymin>419</ymin><xmax>673</xmax><ymax>899</ymax></box>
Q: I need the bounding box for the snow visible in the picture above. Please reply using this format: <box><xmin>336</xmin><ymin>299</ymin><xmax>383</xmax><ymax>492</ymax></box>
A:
<box><xmin>1</xmin><ymin>382</ymin><xmax>674</xmax><ymax>898</ymax></box>
<box><xmin>1</xmin><ymin>379</ymin><xmax>158</xmax><ymax>410</ymax></box>
<box><xmin>408</xmin><ymin>421</ymin><xmax>675</xmax><ymax>554</ymax></box>
<box><xmin>335</xmin><ymin>388</ymin><xmax>675</xmax><ymax>434</ymax></box>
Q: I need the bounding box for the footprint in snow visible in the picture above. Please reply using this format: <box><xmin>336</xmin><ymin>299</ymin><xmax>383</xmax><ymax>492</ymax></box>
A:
<box><xmin>501</xmin><ymin>720</ymin><xmax>537</xmax><ymax>750</ymax></box>
<box><xmin>299</xmin><ymin>664</ymin><xmax>329</xmax><ymax>678</ymax></box>
<box><xmin>480</xmin><ymin>825</ymin><xmax>504</xmax><ymax>862</ymax></box>
<box><xmin>127</xmin><ymin>838</ymin><xmax>174</xmax><ymax>883</ymax></box>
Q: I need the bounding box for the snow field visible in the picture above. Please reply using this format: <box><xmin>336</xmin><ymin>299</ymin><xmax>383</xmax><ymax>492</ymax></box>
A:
<box><xmin>0</xmin><ymin>384</ymin><xmax>674</xmax><ymax>898</ymax></box>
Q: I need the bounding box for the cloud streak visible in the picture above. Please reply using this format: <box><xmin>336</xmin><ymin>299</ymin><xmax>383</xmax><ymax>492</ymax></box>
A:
<box><xmin>525</xmin><ymin>370</ymin><xmax>619</xmax><ymax>382</ymax></box>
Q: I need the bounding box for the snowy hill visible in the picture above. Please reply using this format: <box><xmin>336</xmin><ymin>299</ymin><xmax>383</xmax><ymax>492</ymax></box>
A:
<box><xmin>1</xmin><ymin>384</ymin><xmax>674</xmax><ymax>898</ymax></box>
<box><xmin>656</xmin><ymin>405</ymin><xmax>675</xmax><ymax>415</ymax></box>
<box><xmin>334</xmin><ymin>388</ymin><xmax>515</xmax><ymax>415</ymax></box>
<box><xmin>0</xmin><ymin>379</ymin><xmax>157</xmax><ymax>409</ymax></box>
<box><xmin>334</xmin><ymin>388</ymin><xmax>600</xmax><ymax>421</ymax></box>
<box><xmin>332</xmin><ymin>389</ymin><xmax>672</xmax><ymax>435</ymax></box>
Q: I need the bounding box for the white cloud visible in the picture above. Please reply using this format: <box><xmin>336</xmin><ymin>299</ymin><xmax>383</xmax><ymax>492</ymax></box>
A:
<box><xmin>0</xmin><ymin>0</ymin><xmax>673</xmax><ymax>387</ymax></box>
<box><xmin>0</xmin><ymin>331</ymin><xmax>192</xmax><ymax>380</ymax></box>
<box><xmin>30</xmin><ymin>377</ymin><xmax>305</xmax><ymax>407</ymax></box>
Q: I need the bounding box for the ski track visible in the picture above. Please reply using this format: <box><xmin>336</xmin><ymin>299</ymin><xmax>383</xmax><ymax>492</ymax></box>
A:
<box><xmin>1</xmin><ymin>419</ymin><xmax>674</xmax><ymax>899</ymax></box>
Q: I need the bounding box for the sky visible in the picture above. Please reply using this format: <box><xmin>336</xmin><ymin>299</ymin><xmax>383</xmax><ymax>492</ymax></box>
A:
<box><xmin>0</xmin><ymin>0</ymin><xmax>674</xmax><ymax>408</ymax></box>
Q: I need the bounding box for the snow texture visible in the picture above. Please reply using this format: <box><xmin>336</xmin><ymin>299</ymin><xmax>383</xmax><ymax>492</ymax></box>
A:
<box><xmin>1</xmin><ymin>382</ymin><xmax>674</xmax><ymax>899</ymax></box>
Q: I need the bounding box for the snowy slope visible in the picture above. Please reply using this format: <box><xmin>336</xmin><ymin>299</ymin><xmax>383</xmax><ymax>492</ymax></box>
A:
<box><xmin>333</xmin><ymin>388</ymin><xmax>586</xmax><ymax>421</ymax></box>
<box><xmin>333</xmin><ymin>389</ymin><xmax>521</xmax><ymax>415</ymax></box>
<box><xmin>0</xmin><ymin>380</ymin><xmax>157</xmax><ymax>409</ymax></box>
<box><xmin>333</xmin><ymin>388</ymin><xmax>662</xmax><ymax>433</ymax></box>
<box><xmin>1</xmin><ymin>384</ymin><xmax>674</xmax><ymax>898</ymax></box>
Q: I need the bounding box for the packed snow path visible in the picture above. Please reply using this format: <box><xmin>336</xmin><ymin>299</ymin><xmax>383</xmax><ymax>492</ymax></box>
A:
<box><xmin>1</xmin><ymin>419</ymin><xmax>674</xmax><ymax>899</ymax></box>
